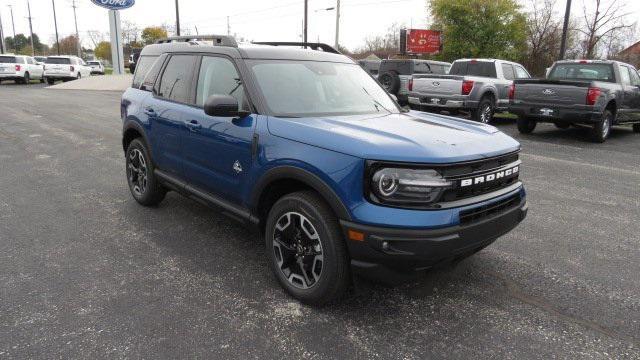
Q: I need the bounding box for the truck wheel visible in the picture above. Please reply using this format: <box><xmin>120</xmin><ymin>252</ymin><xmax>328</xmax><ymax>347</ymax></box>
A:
<box><xmin>23</xmin><ymin>72</ymin><xmax>30</xmax><ymax>85</ymax></box>
<box><xmin>473</xmin><ymin>97</ymin><xmax>494</xmax><ymax>124</ymax></box>
<box><xmin>265</xmin><ymin>191</ymin><xmax>350</xmax><ymax>306</ymax></box>
<box><xmin>378</xmin><ymin>71</ymin><xmax>400</xmax><ymax>95</ymax></box>
<box><xmin>125</xmin><ymin>138</ymin><xmax>167</xmax><ymax>206</ymax></box>
<box><xmin>554</xmin><ymin>122</ymin><xmax>570</xmax><ymax>129</ymax></box>
<box><xmin>517</xmin><ymin>117</ymin><xmax>537</xmax><ymax>134</ymax></box>
<box><xmin>633</xmin><ymin>124</ymin><xmax>640</xmax><ymax>133</ymax></box>
<box><xmin>46</xmin><ymin>78</ymin><xmax>55</xmax><ymax>85</ymax></box>
<box><xmin>590</xmin><ymin>110</ymin><xmax>612</xmax><ymax>143</ymax></box>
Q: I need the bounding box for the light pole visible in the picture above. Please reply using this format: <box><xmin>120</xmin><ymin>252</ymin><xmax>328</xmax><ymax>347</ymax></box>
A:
<box><xmin>0</xmin><ymin>10</ymin><xmax>4</xmax><ymax>54</ymax></box>
<box><xmin>7</xmin><ymin>5</ymin><xmax>15</xmax><ymax>51</ymax></box>
<box><xmin>559</xmin><ymin>0</ymin><xmax>572</xmax><ymax>60</ymax></box>
<box><xmin>52</xmin><ymin>0</ymin><xmax>60</xmax><ymax>55</ymax></box>
<box><xmin>26</xmin><ymin>0</ymin><xmax>35</xmax><ymax>56</ymax></box>
<box><xmin>303</xmin><ymin>0</ymin><xmax>308</xmax><ymax>45</ymax></box>
<box><xmin>72</xmin><ymin>0</ymin><xmax>81</xmax><ymax>57</ymax></box>
<box><xmin>314</xmin><ymin>1</ymin><xmax>341</xmax><ymax>48</ymax></box>
<box><xmin>175</xmin><ymin>0</ymin><xmax>180</xmax><ymax>36</ymax></box>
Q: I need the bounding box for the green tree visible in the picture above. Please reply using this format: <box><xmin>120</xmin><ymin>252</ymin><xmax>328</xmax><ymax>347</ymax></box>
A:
<box><xmin>429</xmin><ymin>0</ymin><xmax>527</xmax><ymax>62</ymax></box>
<box><xmin>94</xmin><ymin>41</ymin><xmax>111</xmax><ymax>60</ymax></box>
<box><xmin>141</xmin><ymin>27</ymin><xmax>168</xmax><ymax>45</ymax></box>
<box><xmin>4</xmin><ymin>34</ymin><xmax>29</xmax><ymax>52</ymax></box>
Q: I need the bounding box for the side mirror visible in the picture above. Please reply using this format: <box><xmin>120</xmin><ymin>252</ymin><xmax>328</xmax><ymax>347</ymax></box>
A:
<box><xmin>204</xmin><ymin>95</ymin><xmax>249</xmax><ymax>118</ymax></box>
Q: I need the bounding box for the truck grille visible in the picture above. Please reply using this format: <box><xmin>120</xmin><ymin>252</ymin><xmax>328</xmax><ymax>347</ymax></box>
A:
<box><xmin>459</xmin><ymin>194</ymin><xmax>521</xmax><ymax>224</ymax></box>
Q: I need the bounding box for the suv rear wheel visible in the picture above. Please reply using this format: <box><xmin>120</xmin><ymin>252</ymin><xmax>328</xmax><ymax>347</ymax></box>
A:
<box><xmin>517</xmin><ymin>117</ymin><xmax>537</xmax><ymax>134</ymax></box>
<box><xmin>591</xmin><ymin>109</ymin><xmax>612</xmax><ymax>143</ymax></box>
<box><xmin>633</xmin><ymin>124</ymin><xmax>640</xmax><ymax>133</ymax></box>
<box><xmin>125</xmin><ymin>138</ymin><xmax>167</xmax><ymax>206</ymax></box>
<box><xmin>23</xmin><ymin>72</ymin><xmax>30</xmax><ymax>85</ymax></box>
<box><xmin>473</xmin><ymin>97</ymin><xmax>494</xmax><ymax>124</ymax></box>
<box><xmin>265</xmin><ymin>191</ymin><xmax>350</xmax><ymax>306</ymax></box>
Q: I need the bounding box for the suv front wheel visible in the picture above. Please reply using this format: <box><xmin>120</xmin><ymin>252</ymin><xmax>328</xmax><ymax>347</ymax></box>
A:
<box><xmin>265</xmin><ymin>191</ymin><xmax>350</xmax><ymax>306</ymax></box>
<box><xmin>126</xmin><ymin>138</ymin><xmax>167</xmax><ymax>206</ymax></box>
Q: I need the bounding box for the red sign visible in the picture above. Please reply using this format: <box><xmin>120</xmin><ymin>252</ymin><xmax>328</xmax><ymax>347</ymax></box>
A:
<box><xmin>406</xmin><ymin>29</ymin><xmax>442</xmax><ymax>54</ymax></box>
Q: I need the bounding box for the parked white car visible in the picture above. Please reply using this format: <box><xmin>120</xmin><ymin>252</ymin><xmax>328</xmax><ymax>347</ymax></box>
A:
<box><xmin>87</xmin><ymin>60</ymin><xmax>105</xmax><ymax>75</ymax></box>
<box><xmin>44</xmin><ymin>56</ymin><xmax>92</xmax><ymax>85</ymax></box>
<box><xmin>0</xmin><ymin>54</ymin><xmax>45</xmax><ymax>84</ymax></box>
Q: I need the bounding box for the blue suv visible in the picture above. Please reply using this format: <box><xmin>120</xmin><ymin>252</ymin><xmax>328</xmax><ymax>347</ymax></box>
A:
<box><xmin>121</xmin><ymin>36</ymin><xmax>527</xmax><ymax>305</ymax></box>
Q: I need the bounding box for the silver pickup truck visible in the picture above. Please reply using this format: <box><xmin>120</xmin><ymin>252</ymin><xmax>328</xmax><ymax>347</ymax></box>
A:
<box><xmin>408</xmin><ymin>59</ymin><xmax>531</xmax><ymax>123</ymax></box>
<box><xmin>509</xmin><ymin>60</ymin><xmax>640</xmax><ymax>142</ymax></box>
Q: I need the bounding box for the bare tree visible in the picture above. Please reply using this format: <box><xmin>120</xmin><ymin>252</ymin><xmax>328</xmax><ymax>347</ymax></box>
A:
<box><xmin>86</xmin><ymin>30</ymin><xmax>106</xmax><ymax>48</ymax></box>
<box><xmin>523</xmin><ymin>0</ymin><xmax>564</xmax><ymax>76</ymax></box>
<box><xmin>355</xmin><ymin>23</ymin><xmax>405</xmax><ymax>59</ymax></box>
<box><xmin>578</xmin><ymin>0</ymin><xmax>635</xmax><ymax>59</ymax></box>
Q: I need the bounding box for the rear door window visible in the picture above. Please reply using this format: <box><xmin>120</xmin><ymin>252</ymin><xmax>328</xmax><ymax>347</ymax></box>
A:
<box><xmin>620</xmin><ymin>67</ymin><xmax>631</xmax><ymax>85</ymax></box>
<box><xmin>501</xmin><ymin>64</ymin><xmax>515</xmax><ymax>80</ymax></box>
<box><xmin>157</xmin><ymin>55</ymin><xmax>196</xmax><ymax>103</ymax></box>
<box><xmin>629</xmin><ymin>68</ymin><xmax>640</xmax><ymax>86</ymax></box>
<box><xmin>514</xmin><ymin>65</ymin><xmax>530</xmax><ymax>79</ymax></box>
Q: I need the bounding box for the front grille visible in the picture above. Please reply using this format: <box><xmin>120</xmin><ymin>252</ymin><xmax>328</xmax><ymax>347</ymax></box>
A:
<box><xmin>459</xmin><ymin>194</ymin><xmax>521</xmax><ymax>224</ymax></box>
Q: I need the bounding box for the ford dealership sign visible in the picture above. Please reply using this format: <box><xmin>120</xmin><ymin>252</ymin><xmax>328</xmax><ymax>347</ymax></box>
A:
<box><xmin>91</xmin><ymin>0</ymin><xmax>135</xmax><ymax>10</ymax></box>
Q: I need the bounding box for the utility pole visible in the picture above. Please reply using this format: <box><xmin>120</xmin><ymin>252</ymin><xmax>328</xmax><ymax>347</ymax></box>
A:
<box><xmin>334</xmin><ymin>0</ymin><xmax>340</xmax><ymax>48</ymax></box>
<box><xmin>559</xmin><ymin>0</ymin><xmax>572</xmax><ymax>60</ymax></box>
<box><xmin>72</xmin><ymin>0</ymin><xmax>81</xmax><ymax>57</ymax></box>
<box><xmin>303</xmin><ymin>0</ymin><xmax>308</xmax><ymax>45</ymax></box>
<box><xmin>26</xmin><ymin>1</ymin><xmax>35</xmax><ymax>56</ymax></box>
<box><xmin>0</xmin><ymin>10</ymin><xmax>4</xmax><ymax>54</ymax></box>
<box><xmin>52</xmin><ymin>0</ymin><xmax>60</xmax><ymax>55</ymax></box>
<box><xmin>7</xmin><ymin>5</ymin><xmax>16</xmax><ymax>52</ymax></box>
<box><xmin>227</xmin><ymin>16</ymin><xmax>230</xmax><ymax>36</ymax></box>
<box><xmin>175</xmin><ymin>0</ymin><xmax>181</xmax><ymax>36</ymax></box>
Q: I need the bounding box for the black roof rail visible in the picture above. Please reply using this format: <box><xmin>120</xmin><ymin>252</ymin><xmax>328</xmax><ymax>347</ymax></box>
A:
<box><xmin>252</xmin><ymin>42</ymin><xmax>341</xmax><ymax>54</ymax></box>
<box><xmin>156</xmin><ymin>35</ymin><xmax>238</xmax><ymax>47</ymax></box>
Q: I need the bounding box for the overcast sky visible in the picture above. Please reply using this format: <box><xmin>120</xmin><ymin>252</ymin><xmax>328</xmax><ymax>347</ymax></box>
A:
<box><xmin>0</xmin><ymin>0</ymin><xmax>639</xmax><ymax>52</ymax></box>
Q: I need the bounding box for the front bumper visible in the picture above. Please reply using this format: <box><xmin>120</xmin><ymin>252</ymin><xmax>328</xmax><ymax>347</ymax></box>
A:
<box><xmin>408</xmin><ymin>94</ymin><xmax>478</xmax><ymax>110</ymax></box>
<box><xmin>509</xmin><ymin>102</ymin><xmax>602</xmax><ymax>124</ymax></box>
<box><xmin>341</xmin><ymin>193</ymin><xmax>527</xmax><ymax>282</ymax></box>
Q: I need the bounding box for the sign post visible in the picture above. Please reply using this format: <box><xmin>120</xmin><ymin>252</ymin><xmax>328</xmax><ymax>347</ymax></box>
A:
<box><xmin>90</xmin><ymin>0</ymin><xmax>135</xmax><ymax>75</ymax></box>
<box><xmin>108</xmin><ymin>10</ymin><xmax>125</xmax><ymax>74</ymax></box>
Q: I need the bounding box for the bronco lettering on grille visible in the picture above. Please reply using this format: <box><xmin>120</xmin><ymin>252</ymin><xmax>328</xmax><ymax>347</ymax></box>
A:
<box><xmin>460</xmin><ymin>165</ymin><xmax>519</xmax><ymax>187</ymax></box>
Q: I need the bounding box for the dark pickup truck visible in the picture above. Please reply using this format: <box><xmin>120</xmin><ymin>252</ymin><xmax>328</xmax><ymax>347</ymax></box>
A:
<box><xmin>509</xmin><ymin>60</ymin><xmax>640</xmax><ymax>142</ymax></box>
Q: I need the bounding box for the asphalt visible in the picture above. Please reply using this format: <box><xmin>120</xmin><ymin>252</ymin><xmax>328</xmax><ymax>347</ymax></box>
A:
<box><xmin>0</xmin><ymin>83</ymin><xmax>639</xmax><ymax>359</ymax></box>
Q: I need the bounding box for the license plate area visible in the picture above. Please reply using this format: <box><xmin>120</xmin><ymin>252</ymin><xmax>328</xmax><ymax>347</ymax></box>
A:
<box><xmin>537</xmin><ymin>108</ymin><xmax>556</xmax><ymax>116</ymax></box>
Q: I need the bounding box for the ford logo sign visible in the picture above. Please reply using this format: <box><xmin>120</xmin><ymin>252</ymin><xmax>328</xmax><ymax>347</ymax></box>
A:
<box><xmin>91</xmin><ymin>0</ymin><xmax>135</xmax><ymax>10</ymax></box>
<box><xmin>542</xmin><ymin>88</ymin><xmax>556</xmax><ymax>95</ymax></box>
<box><xmin>432</xmin><ymin>81</ymin><xmax>440</xmax><ymax>87</ymax></box>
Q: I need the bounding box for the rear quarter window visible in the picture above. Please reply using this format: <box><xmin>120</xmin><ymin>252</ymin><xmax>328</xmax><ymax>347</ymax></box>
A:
<box><xmin>132</xmin><ymin>55</ymin><xmax>159</xmax><ymax>89</ymax></box>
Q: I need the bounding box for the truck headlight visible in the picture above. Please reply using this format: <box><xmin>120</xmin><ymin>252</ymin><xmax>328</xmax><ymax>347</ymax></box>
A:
<box><xmin>370</xmin><ymin>168</ymin><xmax>452</xmax><ymax>206</ymax></box>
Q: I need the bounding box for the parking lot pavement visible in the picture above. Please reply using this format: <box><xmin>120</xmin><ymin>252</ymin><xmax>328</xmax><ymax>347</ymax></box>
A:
<box><xmin>0</xmin><ymin>85</ymin><xmax>638</xmax><ymax>359</ymax></box>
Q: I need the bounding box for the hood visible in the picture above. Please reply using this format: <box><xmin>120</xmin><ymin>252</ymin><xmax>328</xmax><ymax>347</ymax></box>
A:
<box><xmin>267</xmin><ymin>111</ymin><xmax>520</xmax><ymax>163</ymax></box>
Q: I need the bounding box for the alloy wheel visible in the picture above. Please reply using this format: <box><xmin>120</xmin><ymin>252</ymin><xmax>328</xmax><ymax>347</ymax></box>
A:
<box><xmin>272</xmin><ymin>212</ymin><xmax>324</xmax><ymax>289</ymax></box>
<box><xmin>602</xmin><ymin>115</ymin><xmax>611</xmax><ymax>138</ymax></box>
<box><xmin>127</xmin><ymin>148</ymin><xmax>148</xmax><ymax>196</ymax></box>
<box><xmin>480</xmin><ymin>103</ymin><xmax>492</xmax><ymax>123</ymax></box>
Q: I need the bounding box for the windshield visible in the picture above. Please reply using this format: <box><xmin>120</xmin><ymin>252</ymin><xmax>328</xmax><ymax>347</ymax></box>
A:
<box><xmin>549</xmin><ymin>63</ymin><xmax>615</xmax><ymax>82</ymax></box>
<box><xmin>45</xmin><ymin>58</ymin><xmax>71</xmax><ymax>65</ymax></box>
<box><xmin>0</xmin><ymin>56</ymin><xmax>16</xmax><ymax>63</ymax></box>
<box><xmin>248</xmin><ymin>60</ymin><xmax>399</xmax><ymax>117</ymax></box>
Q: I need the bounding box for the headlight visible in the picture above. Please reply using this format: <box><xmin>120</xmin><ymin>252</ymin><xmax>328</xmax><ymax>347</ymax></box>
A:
<box><xmin>370</xmin><ymin>168</ymin><xmax>452</xmax><ymax>206</ymax></box>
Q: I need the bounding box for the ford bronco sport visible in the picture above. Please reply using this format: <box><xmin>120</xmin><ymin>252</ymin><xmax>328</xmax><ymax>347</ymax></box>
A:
<box><xmin>121</xmin><ymin>36</ymin><xmax>528</xmax><ymax>305</ymax></box>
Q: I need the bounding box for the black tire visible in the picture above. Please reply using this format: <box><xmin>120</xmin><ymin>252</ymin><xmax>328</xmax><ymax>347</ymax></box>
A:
<box><xmin>633</xmin><ymin>124</ymin><xmax>640</xmax><ymax>133</ymax></box>
<box><xmin>378</xmin><ymin>71</ymin><xmax>401</xmax><ymax>95</ymax></box>
<box><xmin>517</xmin><ymin>116</ymin><xmax>537</xmax><ymax>134</ymax></box>
<box><xmin>23</xmin><ymin>72</ymin><xmax>30</xmax><ymax>85</ymax></box>
<box><xmin>265</xmin><ymin>191</ymin><xmax>350</xmax><ymax>306</ymax></box>
<box><xmin>125</xmin><ymin>138</ymin><xmax>167</xmax><ymax>206</ymax></box>
<box><xmin>472</xmin><ymin>96</ymin><xmax>494</xmax><ymax>124</ymax></box>
<box><xmin>591</xmin><ymin>109</ymin><xmax>613</xmax><ymax>143</ymax></box>
<box><xmin>77</xmin><ymin>73</ymin><xmax>81</xmax><ymax>80</ymax></box>
<box><xmin>46</xmin><ymin>78</ymin><xmax>55</xmax><ymax>85</ymax></box>
<box><xmin>554</xmin><ymin>122</ymin><xmax>571</xmax><ymax>129</ymax></box>
<box><xmin>40</xmin><ymin>76</ymin><xmax>45</xmax><ymax>83</ymax></box>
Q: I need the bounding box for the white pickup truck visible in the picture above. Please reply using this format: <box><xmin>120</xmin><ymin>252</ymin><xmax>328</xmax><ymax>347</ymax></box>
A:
<box><xmin>408</xmin><ymin>59</ymin><xmax>531</xmax><ymax>123</ymax></box>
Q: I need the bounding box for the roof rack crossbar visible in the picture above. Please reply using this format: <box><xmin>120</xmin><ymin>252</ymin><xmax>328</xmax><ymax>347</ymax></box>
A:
<box><xmin>156</xmin><ymin>35</ymin><xmax>238</xmax><ymax>47</ymax></box>
<box><xmin>251</xmin><ymin>42</ymin><xmax>341</xmax><ymax>54</ymax></box>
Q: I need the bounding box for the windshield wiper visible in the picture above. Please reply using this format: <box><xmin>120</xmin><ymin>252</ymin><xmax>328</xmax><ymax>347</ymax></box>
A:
<box><xmin>362</xmin><ymin>87</ymin><xmax>392</xmax><ymax>115</ymax></box>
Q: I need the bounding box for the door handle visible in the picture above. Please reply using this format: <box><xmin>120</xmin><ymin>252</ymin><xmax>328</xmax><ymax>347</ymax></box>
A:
<box><xmin>186</xmin><ymin>120</ymin><xmax>202</xmax><ymax>131</ymax></box>
<box><xmin>144</xmin><ymin>107</ymin><xmax>156</xmax><ymax>116</ymax></box>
